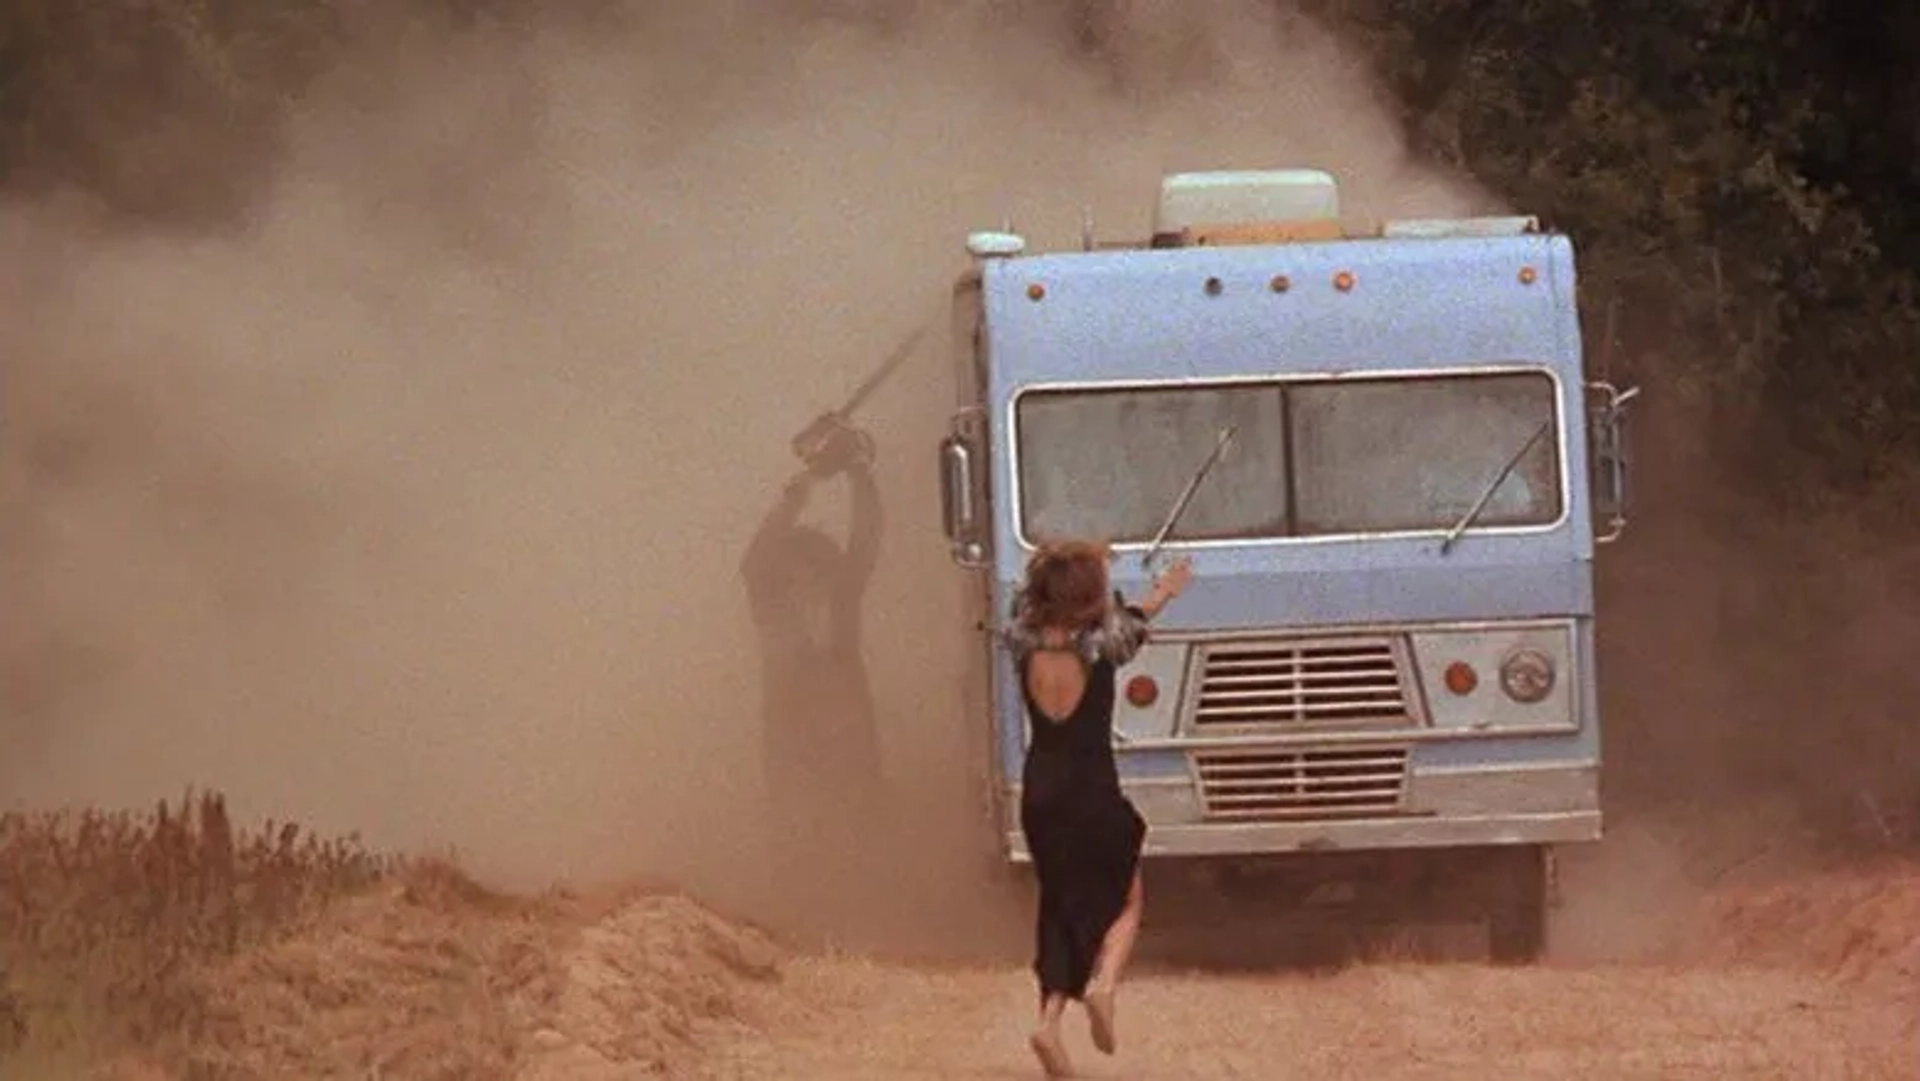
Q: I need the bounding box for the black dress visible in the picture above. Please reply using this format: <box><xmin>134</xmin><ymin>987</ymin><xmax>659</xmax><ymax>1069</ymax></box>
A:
<box><xmin>1005</xmin><ymin>598</ymin><xmax>1151</xmax><ymax>1002</ymax></box>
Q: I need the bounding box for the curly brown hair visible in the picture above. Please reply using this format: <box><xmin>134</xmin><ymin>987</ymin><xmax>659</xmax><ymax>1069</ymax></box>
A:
<box><xmin>1017</xmin><ymin>539</ymin><xmax>1112</xmax><ymax>631</ymax></box>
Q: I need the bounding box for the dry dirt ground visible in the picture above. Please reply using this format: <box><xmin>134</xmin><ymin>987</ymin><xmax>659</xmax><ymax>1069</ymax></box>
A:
<box><xmin>97</xmin><ymin>860</ymin><xmax>1918</xmax><ymax>1080</ymax></box>
<box><xmin>704</xmin><ymin>953</ymin><xmax>1912</xmax><ymax>1081</ymax></box>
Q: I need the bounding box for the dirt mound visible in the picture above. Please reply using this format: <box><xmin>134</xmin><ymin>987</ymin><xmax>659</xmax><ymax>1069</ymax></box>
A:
<box><xmin>1695</xmin><ymin>859</ymin><xmax>1920</xmax><ymax>988</ymax></box>
<box><xmin>518</xmin><ymin>893</ymin><xmax>781</xmax><ymax>1080</ymax></box>
<box><xmin>172</xmin><ymin>867</ymin><xmax>782</xmax><ymax>1080</ymax></box>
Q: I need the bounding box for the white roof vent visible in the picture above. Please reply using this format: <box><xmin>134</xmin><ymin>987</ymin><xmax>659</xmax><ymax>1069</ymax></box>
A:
<box><xmin>1153</xmin><ymin>169</ymin><xmax>1340</xmax><ymax>242</ymax></box>
<box><xmin>966</xmin><ymin>230</ymin><xmax>1026</xmax><ymax>258</ymax></box>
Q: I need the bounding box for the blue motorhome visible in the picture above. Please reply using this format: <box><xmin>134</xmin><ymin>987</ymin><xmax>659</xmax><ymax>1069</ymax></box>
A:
<box><xmin>938</xmin><ymin>170</ymin><xmax>1636</xmax><ymax>959</ymax></box>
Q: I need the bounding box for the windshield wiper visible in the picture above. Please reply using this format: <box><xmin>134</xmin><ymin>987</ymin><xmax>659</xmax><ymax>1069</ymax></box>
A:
<box><xmin>1141</xmin><ymin>426</ymin><xmax>1238</xmax><ymax>570</ymax></box>
<box><xmin>1439</xmin><ymin>419</ymin><xmax>1551</xmax><ymax>556</ymax></box>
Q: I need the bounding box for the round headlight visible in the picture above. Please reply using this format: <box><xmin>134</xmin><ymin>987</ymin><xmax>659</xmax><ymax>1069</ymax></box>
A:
<box><xmin>1498</xmin><ymin>649</ymin><xmax>1556</xmax><ymax>704</ymax></box>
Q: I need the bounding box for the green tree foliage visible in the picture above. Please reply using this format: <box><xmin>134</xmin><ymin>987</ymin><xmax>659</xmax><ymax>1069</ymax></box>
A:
<box><xmin>1302</xmin><ymin>0</ymin><xmax>1920</xmax><ymax>500</ymax></box>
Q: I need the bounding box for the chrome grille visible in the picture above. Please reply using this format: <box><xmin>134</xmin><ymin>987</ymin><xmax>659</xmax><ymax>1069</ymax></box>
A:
<box><xmin>1193</xmin><ymin>746</ymin><xmax>1410</xmax><ymax>821</ymax></box>
<box><xmin>1193</xmin><ymin>637</ymin><xmax>1409</xmax><ymax>729</ymax></box>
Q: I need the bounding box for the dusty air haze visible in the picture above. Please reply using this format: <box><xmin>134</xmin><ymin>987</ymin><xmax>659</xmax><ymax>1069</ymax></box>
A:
<box><xmin>0</xmin><ymin>1</ymin><xmax>1498</xmax><ymax>953</ymax></box>
<box><xmin>10</xmin><ymin>0</ymin><xmax>1900</xmax><ymax>969</ymax></box>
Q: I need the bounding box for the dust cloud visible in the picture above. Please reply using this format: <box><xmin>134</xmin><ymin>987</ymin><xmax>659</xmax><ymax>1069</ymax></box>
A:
<box><xmin>0</xmin><ymin>0</ymin><xmax>1498</xmax><ymax>955</ymax></box>
<box><xmin>1546</xmin><ymin>368</ymin><xmax>1920</xmax><ymax>962</ymax></box>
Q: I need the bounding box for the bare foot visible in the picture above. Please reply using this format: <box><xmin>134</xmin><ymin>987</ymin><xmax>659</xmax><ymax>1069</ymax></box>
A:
<box><xmin>1085</xmin><ymin>987</ymin><xmax>1117</xmax><ymax>1055</ymax></box>
<box><xmin>1029</xmin><ymin>1026</ymin><xmax>1074</xmax><ymax>1077</ymax></box>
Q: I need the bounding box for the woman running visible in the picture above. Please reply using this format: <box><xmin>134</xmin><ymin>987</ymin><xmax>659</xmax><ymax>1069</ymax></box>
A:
<box><xmin>1001</xmin><ymin>540</ymin><xmax>1194</xmax><ymax>1077</ymax></box>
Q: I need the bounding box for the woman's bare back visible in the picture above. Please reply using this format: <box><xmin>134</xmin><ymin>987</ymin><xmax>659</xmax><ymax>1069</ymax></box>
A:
<box><xmin>1024</xmin><ymin>632</ymin><xmax>1090</xmax><ymax>724</ymax></box>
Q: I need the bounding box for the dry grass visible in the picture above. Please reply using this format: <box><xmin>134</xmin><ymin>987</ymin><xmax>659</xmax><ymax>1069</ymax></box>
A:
<box><xmin>0</xmin><ymin>790</ymin><xmax>787</xmax><ymax>1079</ymax></box>
<box><xmin>0</xmin><ymin>789</ymin><xmax>400</xmax><ymax>1071</ymax></box>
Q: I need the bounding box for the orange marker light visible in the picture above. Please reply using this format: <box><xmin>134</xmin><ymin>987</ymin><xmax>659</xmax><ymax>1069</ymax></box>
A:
<box><xmin>1125</xmin><ymin>675</ymin><xmax>1159</xmax><ymax>708</ymax></box>
<box><xmin>1444</xmin><ymin>662</ymin><xmax>1478</xmax><ymax>696</ymax></box>
<box><xmin>1519</xmin><ymin>266</ymin><xmax>1538</xmax><ymax>285</ymax></box>
<box><xmin>1270</xmin><ymin>274</ymin><xmax>1291</xmax><ymax>293</ymax></box>
<box><xmin>1027</xmin><ymin>283</ymin><xmax>1046</xmax><ymax>301</ymax></box>
<box><xmin>1334</xmin><ymin>270</ymin><xmax>1356</xmax><ymax>292</ymax></box>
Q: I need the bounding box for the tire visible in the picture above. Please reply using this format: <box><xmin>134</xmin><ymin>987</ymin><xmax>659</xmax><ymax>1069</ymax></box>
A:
<box><xmin>1486</xmin><ymin>844</ymin><xmax>1549</xmax><ymax>964</ymax></box>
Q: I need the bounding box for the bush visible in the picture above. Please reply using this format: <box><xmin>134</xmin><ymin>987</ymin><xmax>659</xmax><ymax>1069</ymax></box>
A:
<box><xmin>0</xmin><ymin>790</ymin><xmax>399</xmax><ymax>1068</ymax></box>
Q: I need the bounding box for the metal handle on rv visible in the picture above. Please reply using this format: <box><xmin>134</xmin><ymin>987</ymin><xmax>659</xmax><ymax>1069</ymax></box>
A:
<box><xmin>941</xmin><ymin>437</ymin><xmax>975</xmax><ymax>537</ymax></box>
<box><xmin>940</xmin><ymin>405</ymin><xmax>989</xmax><ymax>569</ymax></box>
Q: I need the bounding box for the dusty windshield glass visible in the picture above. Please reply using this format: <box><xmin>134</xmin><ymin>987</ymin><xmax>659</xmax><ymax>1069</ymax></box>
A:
<box><xmin>1014</xmin><ymin>370</ymin><xmax>1561</xmax><ymax>545</ymax></box>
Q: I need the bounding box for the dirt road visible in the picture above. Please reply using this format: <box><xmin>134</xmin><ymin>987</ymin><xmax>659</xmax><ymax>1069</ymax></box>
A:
<box><xmin>699</xmin><ymin>953</ymin><xmax>1913</xmax><ymax>1080</ymax></box>
<box><xmin>677</xmin><ymin>856</ymin><xmax>1920</xmax><ymax>1080</ymax></box>
<box><xmin>140</xmin><ymin>861</ymin><xmax>1916</xmax><ymax>1080</ymax></box>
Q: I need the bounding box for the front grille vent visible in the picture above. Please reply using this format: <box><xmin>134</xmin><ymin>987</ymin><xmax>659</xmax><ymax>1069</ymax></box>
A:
<box><xmin>1193</xmin><ymin>638</ymin><xmax>1409</xmax><ymax>730</ymax></box>
<box><xmin>1193</xmin><ymin>746</ymin><xmax>1410</xmax><ymax>821</ymax></box>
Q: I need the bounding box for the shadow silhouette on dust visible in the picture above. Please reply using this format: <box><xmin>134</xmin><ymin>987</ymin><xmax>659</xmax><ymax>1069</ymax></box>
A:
<box><xmin>739</xmin><ymin>423</ymin><xmax>886</xmax><ymax>939</ymax></box>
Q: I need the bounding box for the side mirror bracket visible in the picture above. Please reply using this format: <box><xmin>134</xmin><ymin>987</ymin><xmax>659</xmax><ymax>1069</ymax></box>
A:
<box><xmin>1586</xmin><ymin>382</ymin><xmax>1639</xmax><ymax>545</ymax></box>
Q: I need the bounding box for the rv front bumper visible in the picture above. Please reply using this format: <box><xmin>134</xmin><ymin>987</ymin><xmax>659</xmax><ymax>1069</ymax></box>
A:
<box><xmin>1001</xmin><ymin>761</ymin><xmax>1600</xmax><ymax>863</ymax></box>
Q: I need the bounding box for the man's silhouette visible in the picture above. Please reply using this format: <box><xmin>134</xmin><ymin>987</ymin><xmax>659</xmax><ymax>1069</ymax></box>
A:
<box><xmin>740</xmin><ymin>422</ymin><xmax>885</xmax><ymax>936</ymax></box>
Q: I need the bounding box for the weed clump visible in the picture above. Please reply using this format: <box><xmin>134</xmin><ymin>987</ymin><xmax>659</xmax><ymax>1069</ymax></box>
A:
<box><xmin>0</xmin><ymin>789</ymin><xmax>399</xmax><ymax>1068</ymax></box>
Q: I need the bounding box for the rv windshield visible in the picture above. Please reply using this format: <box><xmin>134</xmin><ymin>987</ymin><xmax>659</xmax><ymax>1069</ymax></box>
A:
<box><xmin>1014</xmin><ymin>370</ymin><xmax>1562</xmax><ymax>544</ymax></box>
